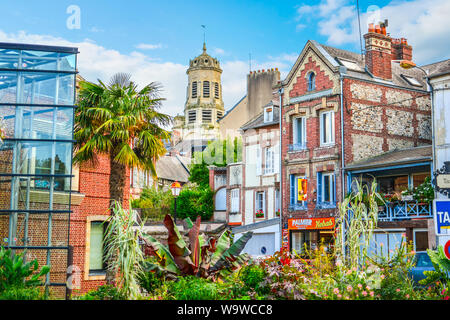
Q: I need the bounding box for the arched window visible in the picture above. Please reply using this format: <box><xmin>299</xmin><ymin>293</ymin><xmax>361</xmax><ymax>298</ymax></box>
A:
<box><xmin>307</xmin><ymin>72</ymin><xmax>316</xmax><ymax>91</ymax></box>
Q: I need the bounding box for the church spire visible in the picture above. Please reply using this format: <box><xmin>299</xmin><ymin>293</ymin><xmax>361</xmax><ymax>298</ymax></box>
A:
<box><xmin>203</xmin><ymin>42</ymin><xmax>207</xmax><ymax>53</ymax></box>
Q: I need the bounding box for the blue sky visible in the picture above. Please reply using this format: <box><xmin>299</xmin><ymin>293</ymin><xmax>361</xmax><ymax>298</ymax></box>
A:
<box><xmin>1</xmin><ymin>0</ymin><xmax>449</xmax><ymax>117</ymax></box>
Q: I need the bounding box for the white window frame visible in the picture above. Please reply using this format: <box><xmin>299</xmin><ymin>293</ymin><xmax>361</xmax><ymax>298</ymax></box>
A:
<box><xmin>320</xmin><ymin>110</ymin><xmax>335</xmax><ymax>146</ymax></box>
<box><xmin>255</xmin><ymin>191</ymin><xmax>265</xmax><ymax>217</ymax></box>
<box><xmin>293</xmin><ymin>116</ymin><xmax>306</xmax><ymax>147</ymax></box>
<box><xmin>264</xmin><ymin>146</ymin><xmax>274</xmax><ymax>175</ymax></box>
<box><xmin>230</xmin><ymin>188</ymin><xmax>240</xmax><ymax>213</ymax></box>
<box><xmin>321</xmin><ymin>172</ymin><xmax>335</xmax><ymax>204</ymax></box>
<box><xmin>264</xmin><ymin>106</ymin><xmax>273</xmax><ymax>123</ymax></box>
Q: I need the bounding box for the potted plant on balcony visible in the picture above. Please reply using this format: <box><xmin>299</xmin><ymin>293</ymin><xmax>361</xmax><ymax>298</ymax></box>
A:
<box><xmin>401</xmin><ymin>188</ymin><xmax>414</xmax><ymax>202</ymax></box>
<box><xmin>413</xmin><ymin>177</ymin><xmax>434</xmax><ymax>205</ymax></box>
<box><xmin>255</xmin><ymin>209</ymin><xmax>264</xmax><ymax>218</ymax></box>
<box><xmin>275</xmin><ymin>209</ymin><xmax>280</xmax><ymax>217</ymax></box>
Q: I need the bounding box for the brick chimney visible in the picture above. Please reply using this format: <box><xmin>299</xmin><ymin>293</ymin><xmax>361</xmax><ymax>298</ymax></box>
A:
<box><xmin>391</xmin><ymin>37</ymin><xmax>413</xmax><ymax>61</ymax></box>
<box><xmin>364</xmin><ymin>22</ymin><xmax>393</xmax><ymax>80</ymax></box>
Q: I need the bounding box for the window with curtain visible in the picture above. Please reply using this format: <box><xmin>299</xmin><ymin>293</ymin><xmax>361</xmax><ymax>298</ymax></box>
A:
<box><xmin>292</xmin><ymin>116</ymin><xmax>306</xmax><ymax>150</ymax></box>
<box><xmin>317</xmin><ymin>172</ymin><xmax>336</xmax><ymax>207</ymax></box>
<box><xmin>230</xmin><ymin>189</ymin><xmax>240</xmax><ymax>213</ymax></box>
<box><xmin>255</xmin><ymin>191</ymin><xmax>265</xmax><ymax>216</ymax></box>
<box><xmin>320</xmin><ymin>111</ymin><xmax>335</xmax><ymax>145</ymax></box>
<box><xmin>264</xmin><ymin>147</ymin><xmax>274</xmax><ymax>175</ymax></box>
<box><xmin>89</xmin><ymin>221</ymin><xmax>105</xmax><ymax>273</ymax></box>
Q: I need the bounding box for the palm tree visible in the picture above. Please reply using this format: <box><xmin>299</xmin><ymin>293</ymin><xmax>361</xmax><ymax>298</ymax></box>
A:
<box><xmin>74</xmin><ymin>73</ymin><xmax>172</xmax><ymax>284</ymax></box>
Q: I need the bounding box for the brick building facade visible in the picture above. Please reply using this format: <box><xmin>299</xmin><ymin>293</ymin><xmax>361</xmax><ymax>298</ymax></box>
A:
<box><xmin>278</xmin><ymin>24</ymin><xmax>435</xmax><ymax>254</ymax></box>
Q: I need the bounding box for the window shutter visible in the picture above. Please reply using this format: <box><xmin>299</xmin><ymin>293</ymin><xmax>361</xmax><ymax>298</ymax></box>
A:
<box><xmin>274</xmin><ymin>145</ymin><xmax>279</xmax><ymax>173</ymax></box>
<box><xmin>333</xmin><ymin>174</ymin><xmax>337</xmax><ymax>204</ymax></box>
<box><xmin>262</xmin><ymin>191</ymin><xmax>266</xmax><ymax>214</ymax></box>
<box><xmin>317</xmin><ymin>172</ymin><xmax>322</xmax><ymax>204</ymax></box>
<box><xmin>293</xmin><ymin>118</ymin><xmax>298</xmax><ymax>144</ymax></box>
<box><xmin>256</xmin><ymin>146</ymin><xmax>262</xmax><ymax>176</ymax></box>
<box><xmin>290</xmin><ymin>175</ymin><xmax>295</xmax><ymax>205</ymax></box>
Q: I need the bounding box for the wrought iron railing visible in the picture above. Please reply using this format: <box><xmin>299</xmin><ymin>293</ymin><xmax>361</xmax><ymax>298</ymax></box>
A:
<box><xmin>288</xmin><ymin>143</ymin><xmax>306</xmax><ymax>152</ymax></box>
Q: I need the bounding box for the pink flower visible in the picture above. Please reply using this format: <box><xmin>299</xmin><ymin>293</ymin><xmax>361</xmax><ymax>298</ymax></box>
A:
<box><xmin>357</xmin><ymin>284</ymin><xmax>363</xmax><ymax>289</ymax></box>
<box><xmin>346</xmin><ymin>270</ymin><xmax>352</xmax><ymax>275</ymax></box>
<box><xmin>370</xmin><ymin>291</ymin><xmax>374</xmax><ymax>297</ymax></box>
<box><xmin>406</xmin><ymin>294</ymin><xmax>410</xmax><ymax>299</ymax></box>
<box><xmin>333</xmin><ymin>288</ymin><xmax>340</xmax><ymax>294</ymax></box>
<box><xmin>346</xmin><ymin>285</ymin><xmax>353</xmax><ymax>292</ymax></box>
<box><xmin>362</xmin><ymin>291</ymin><xmax>368</xmax><ymax>296</ymax></box>
<box><xmin>366</xmin><ymin>285</ymin><xmax>371</xmax><ymax>290</ymax></box>
<box><xmin>396</xmin><ymin>288</ymin><xmax>401</xmax><ymax>292</ymax></box>
<box><xmin>337</xmin><ymin>294</ymin><xmax>342</xmax><ymax>299</ymax></box>
<box><xmin>380</xmin><ymin>275</ymin><xmax>385</xmax><ymax>279</ymax></box>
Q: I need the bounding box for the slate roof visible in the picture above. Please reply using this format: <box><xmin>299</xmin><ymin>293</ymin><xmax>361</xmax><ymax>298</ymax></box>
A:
<box><xmin>155</xmin><ymin>155</ymin><xmax>190</xmax><ymax>183</ymax></box>
<box><xmin>240</xmin><ymin>103</ymin><xmax>280</xmax><ymax>131</ymax></box>
<box><xmin>346</xmin><ymin>145</ymin><xmax>432</xmax><ymax>171</ymax></box>
<box><xmin>424</xmin><ymin>59</ymin><xmax>450</xmax><ymax>78</ymax></box>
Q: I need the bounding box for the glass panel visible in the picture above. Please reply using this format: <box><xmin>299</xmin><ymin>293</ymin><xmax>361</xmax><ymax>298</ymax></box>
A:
<box><xmin>324</xmin><ymin>174</ymin><xmax>330</xmax><ymax>202</ymax></box>
<box><xmin>89</xmin><ymin>222</ymin><xmax>104</xmax><ymax>271</ymax></box>
<box><xmin>21</xmin><ymin>51</ymin><xmax>76</xmax><ymax>72</ymax></box>
<box><xmin>297</xmin><ymin>118</ymin><xmax>303</xmax><ymax>144</ymax></box>
<box><xmin>0</xmin><ymin>72</ymin><xmax>18</xmax><ymax>104</ymax></box>
<box><xmin>0</xmin><ymin>49</ymin><xmax>19</xmax><ymax>69</ymax></box>
<box><xmin>22</xmin><ymin>73</ymin><xmax>75</xmax><ymax>105</ymax></box>
<box><xmin>322</xmin><ymin>113</ymin><xmax>328</xmax><ymax>143</ymax></box>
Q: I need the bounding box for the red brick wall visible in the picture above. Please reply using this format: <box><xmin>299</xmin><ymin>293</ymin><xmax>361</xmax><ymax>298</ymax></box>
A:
<box><xmin>69</xmin><ymin>153</ymin><xmax>130</xmax><ymax>295</ymax></box>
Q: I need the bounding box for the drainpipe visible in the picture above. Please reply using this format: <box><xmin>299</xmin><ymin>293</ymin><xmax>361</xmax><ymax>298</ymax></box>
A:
<box><xmin>278</xmin><ymin>87</ymin><xmax>284</xmax><ymax>252</ymax></box>
<box><xmin>339</xmin><ymin>69</ymin><xmax>346</xmax><ymax>260</ymax></box>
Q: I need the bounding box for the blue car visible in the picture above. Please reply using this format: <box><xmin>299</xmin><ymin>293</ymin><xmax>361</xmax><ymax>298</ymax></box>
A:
<box><xmin>409</xmin><ymin>251</ymin><xmax>435</xmax><ymax>284</ymax></box>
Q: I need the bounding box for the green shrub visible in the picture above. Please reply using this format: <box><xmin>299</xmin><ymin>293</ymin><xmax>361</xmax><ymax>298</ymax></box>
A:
<box><xmin>168</xmin><ymin>276</ymin><xmax>222</xmax><ymax>300</ymax></box>
<box><xmin>138</xmin><ymin>271</ymin><xmax>164</xmax><ymax>293</ymax></box>
<box><xmin>0</xmin><ymin>286</ymin><xmax>45</xmax><ymax>300</ymax></box>
<box><xmin>75</xmin><ymin>285</ymin><xmax>126</xmax><ymax>300</ymax></box>
<box><xmin>0</xmin><ymin>247</ymin><xmax>49</xmax><ymax>295</ymax></box>
<box><xmin>175</xmin><ymin>187</ymin><xmax>214</xmax><ymax>221</ymax></box>
<box><xmin>240</xmin><ymin>265</ymin><xmax>268</xmax><ymax>295</ymax></box>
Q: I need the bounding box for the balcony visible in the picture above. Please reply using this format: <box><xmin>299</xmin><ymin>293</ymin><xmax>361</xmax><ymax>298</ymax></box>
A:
<box><xmin>288</xmin><ymin>143</ymin><xmax>306</xmax><ymax>152</ymax></box>
<box><xmin>377</xmin><ymin>201</ymin><xmax>432</xmax><ymax>221</ymax></box>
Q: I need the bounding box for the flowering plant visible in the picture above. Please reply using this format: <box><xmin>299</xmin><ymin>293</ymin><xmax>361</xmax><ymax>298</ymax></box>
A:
<box><xmin>255</xmin><ymin>209</ymin><xmax>264</xmax><ymax>218</ymax></box>
<box><xmin>275</xmin><ymin>209</ymin><xmax>280</xmax><ymax>217</ymax></box>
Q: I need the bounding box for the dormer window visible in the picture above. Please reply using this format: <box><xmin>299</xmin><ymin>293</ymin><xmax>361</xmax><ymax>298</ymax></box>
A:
<box><xmin>337</xmin><ymin>58</ymin><xmax>363</xmax><ymax>72</ymax></box>
<box><xmin>401</xmin><ymin>74</ymin><xmax>422</xmax><ymax>87</ymax></box>
<box><xmin>264</xmin><ymin>106</ymin><xmax>273</xmax><ymax>123</ymax></box>
<box><xmin>307</xmin><ymin>72</ymin><xmax>316</xmax><ymax>91</ymax></box>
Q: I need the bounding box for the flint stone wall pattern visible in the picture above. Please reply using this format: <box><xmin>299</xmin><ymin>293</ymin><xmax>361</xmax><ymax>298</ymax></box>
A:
<box><xmin>351</xmin><ymin>103</ymin><xmax>383</xmax><ymax>133</ymax></box>
<box><xmin>388</xmin><ymin>138</ymin><xmax>414</xmax><ymax>151</ymax></box>
<box><xmin>416</xmin><ymin>96</ymin><xmax>431</xmax><ymax>111</ymax></box>
<box><xmin>352</xmin><ymin>134</ymin><xmax>384</xmax><ymax>162</ymax></box>
<box><xmin>385</xmin><ymin>89</ymin><xmax>412</xmax><ymax>107</ymax></box>
<box><xmin>386</xmin><ymin>109</ymin><xmax>414</xmax><ymax>137</ymax></box>
<box><xmin>350</xmin><ymin>83</ymin><xmax>382</xmax><ymax>102</ymax></box>
<box><xmin>416</xmin><ymin>114</ymin><xmax>432</xmax><ymax>140</ymax></box>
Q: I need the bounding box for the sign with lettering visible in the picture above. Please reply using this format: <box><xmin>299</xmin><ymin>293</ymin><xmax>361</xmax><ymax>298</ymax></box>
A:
<box><xmin>288</xmin><ymin>217</ymin><xmax>335</xmax><ymax>230</ymax></box>
<box><xmin>433</xmin><ymin>161</ymin><xmax>450</xmax><ymax>199</ymax></box>
<box><xmin>297</xmin><ymin>179</ymin><xmax>307</xmax><ymax>201</ymax></box>
<box><xmin>437</xmin><ymin>174</ymin><xmax>450</xmax><ymax>189</ymax></box>
<box><xmin>434</xmin><ymin>200</ymin><xmax>450</xmax><ymax>236</ymax></box>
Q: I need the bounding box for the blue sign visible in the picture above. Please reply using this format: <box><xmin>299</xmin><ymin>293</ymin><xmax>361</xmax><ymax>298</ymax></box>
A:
<box><xmin>434</xmin><ymin>200</ymin><xmax>450</xmax><ymax>235</ymax></box>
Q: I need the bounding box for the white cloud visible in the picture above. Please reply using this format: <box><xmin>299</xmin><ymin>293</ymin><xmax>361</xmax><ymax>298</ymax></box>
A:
<box><xmin>212</xmin><ymin>47</ymin><xmax>227</xmax><ymax>56</ymax></box>
<box><xmin>295</xmin><ymin>0</ymin><xmax>450</xmax><ymax>64</ymax></box>
<box><xmin>135</xmin><ymin>43</ymin><xmax>163</xmax><ymax>50</ymax></box>
<box><xmin>0</xmin><ymin>30</ymin><xmax>299</xmax><ymax>123</ymax></box>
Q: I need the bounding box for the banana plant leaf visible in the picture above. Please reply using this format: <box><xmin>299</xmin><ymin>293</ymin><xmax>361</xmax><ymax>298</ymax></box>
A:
<box><xmin>163</xmin><ymin>214</ymin><xmax>195</xmax><ymax>275</ymax></box>
<box><xmin>140</xmin><ymin>234</ymin><xmax>179</xmax><ymax>274</ymax></box>
<box><xmin>188</xmin><ymin>216</ymin><xmax>202</xmax><ymax>272</ymax></box>
<box><xmin>210</xmin><ymin>231</ymin><xmax>253</xmax><ymax>272</ymax></box>
<box><xmin>209</xmin><ymin>230</ymin><xmax>232</xmax><ymax>267</ymax></box>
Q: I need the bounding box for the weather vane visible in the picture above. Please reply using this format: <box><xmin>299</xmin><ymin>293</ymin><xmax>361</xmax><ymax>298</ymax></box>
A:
<box><xmin>201</xmin><ymin>25</ymin><xmax>206</xmax><ymax>45</ymax></box>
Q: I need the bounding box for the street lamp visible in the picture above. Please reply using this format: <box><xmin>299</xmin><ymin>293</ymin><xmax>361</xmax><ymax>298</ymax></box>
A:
<box><xmin>171</xmin><ymin>181</ymin><xmax>181</xmax><ymax>223</ymax></box>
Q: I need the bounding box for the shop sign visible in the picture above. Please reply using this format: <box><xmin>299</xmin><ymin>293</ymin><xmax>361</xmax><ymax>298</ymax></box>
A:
<box><xmin>297</xmin><ymin>179</ymin><xmax>307</xmax><ymax>201</ymax></box>
<box><xmin>434</xmin><ymin>200</ymin><xmax>450</xmax><ymax>236</ymax></box>
<box><xmin>282</xmin><ymin>229</ymin><xmax>289</xmax><ymax>251</ymax></box>
<box><xmin>433</xmin><ymin>161</ymin><xmax>450</xmax><ymax>199</ymax></box>
<box><xmin>288</xmin><ymin>217</ymin><xmax>335</xmax><ymax>230</ymax></box>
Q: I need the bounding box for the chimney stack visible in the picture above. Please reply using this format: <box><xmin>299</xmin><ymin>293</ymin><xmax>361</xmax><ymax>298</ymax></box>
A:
<box><xmin>364</xmin><ymin>22</ymin><xmax>393</xmax><ymax>80</ymax></box>
<box><xmin>391</xmin><ymin>37</ymin><xmax>413</xmax><ymax>61</ymax></box>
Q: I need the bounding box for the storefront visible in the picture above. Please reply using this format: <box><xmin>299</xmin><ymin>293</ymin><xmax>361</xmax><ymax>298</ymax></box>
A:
<box><xmin>287</xmin><ymin>217</ymin><xmax>335</xmax><ymax>255</ymax></box>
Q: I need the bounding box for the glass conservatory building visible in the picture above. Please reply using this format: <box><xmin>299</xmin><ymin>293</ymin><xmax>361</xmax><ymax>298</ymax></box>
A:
<box><xmin>0</xmin><ymin>42</ymin><xmax>78</xmax><ymax>297</ymax></box>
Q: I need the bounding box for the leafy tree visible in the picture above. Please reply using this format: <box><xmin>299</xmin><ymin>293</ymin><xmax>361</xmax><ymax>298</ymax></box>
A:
<box><xmin>189</xmin><ymin>137</ymin><xmax>242</xmax><ymax>188</ymax></box>
<box><xmin>176</xmin><ymin>187</ymin><xmax>214</xmax><ymax>221</ymax></box>
<box><xmin>74</xmin><ymin>73</ymin><xmax>171</xmax><ymax>284</ymax></box>
<box><xmin>74</xmin><ymin>73</ymin><xmax>172</xmax><ymax>205</ymax></box>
